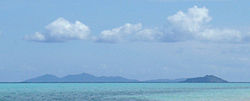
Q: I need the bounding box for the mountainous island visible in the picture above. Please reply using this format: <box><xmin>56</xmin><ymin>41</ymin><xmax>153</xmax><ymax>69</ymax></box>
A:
<box><xmin>24</xmin><ymin>73</ymin><xmax>228</xmax><ymax>83</ymax></box>
<box><xmin>24</xmin><ymin>73</ymin><xmax>138</xmax><ymax>83</ymax></box>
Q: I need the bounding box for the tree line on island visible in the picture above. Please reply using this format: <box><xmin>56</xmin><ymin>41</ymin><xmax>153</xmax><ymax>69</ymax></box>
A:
<box><xmin>24</xmin><ymin>72</ymin><xmax>228</xmax><ymax>83</ymax></box>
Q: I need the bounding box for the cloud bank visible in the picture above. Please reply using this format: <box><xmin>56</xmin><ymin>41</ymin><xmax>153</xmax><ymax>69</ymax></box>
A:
<box><xmin>25</xmin><ymin>6</ymin><xmax>247</xmax><ymax>43</ymax></box>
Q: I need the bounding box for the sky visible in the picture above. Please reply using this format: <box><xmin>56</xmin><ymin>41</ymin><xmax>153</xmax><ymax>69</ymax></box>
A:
<box><xmin>1</xmin><ymin>0</ymin><xmax>250</xmax><ymax>82</ymax></box>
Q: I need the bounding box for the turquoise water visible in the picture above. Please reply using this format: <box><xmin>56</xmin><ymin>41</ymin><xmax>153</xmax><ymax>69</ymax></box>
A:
<box><xmin>0</xmin><ymin>83</ymin><xmax>250</xmax><ymax>101</ymax></box>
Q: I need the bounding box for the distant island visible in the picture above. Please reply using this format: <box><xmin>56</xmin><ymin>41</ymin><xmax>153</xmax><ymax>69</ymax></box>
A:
<box><xmin>24</xmin><ymin>73</ymin><xmax>228</xmax><ymax>83</ymax></box>
<box><xmin>24</xmin><ymin>73</ymin><xmax>138</xmax><ymax>83</ymax></box>
<box><xmin>182</xmin><ymin>75</ymin><xmax>228</xmax><ymax>83</ymax></box>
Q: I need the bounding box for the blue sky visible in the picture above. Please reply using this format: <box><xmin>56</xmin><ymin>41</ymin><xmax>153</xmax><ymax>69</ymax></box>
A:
<box><xmin>1</xmin><ymin>0</ymin><xmax>250</xmax><ymax>82</ymax></box>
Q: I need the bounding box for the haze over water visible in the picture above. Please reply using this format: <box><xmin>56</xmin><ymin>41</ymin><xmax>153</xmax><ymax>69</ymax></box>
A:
<box><xmin>1</xmin><ymin>83</ymin><xmax>250</xmax><ymax>101</ymax></box>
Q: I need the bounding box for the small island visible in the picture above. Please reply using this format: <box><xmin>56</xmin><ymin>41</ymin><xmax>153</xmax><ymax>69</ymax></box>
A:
<box><xmin>182</xmin><ymin>75</ymin><xmax>228</xmax><ymax>83</ymax></box>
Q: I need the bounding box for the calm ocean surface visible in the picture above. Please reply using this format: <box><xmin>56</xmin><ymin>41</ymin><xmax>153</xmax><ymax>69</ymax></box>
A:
<box><xmin>0</xmin><ymin>83</ymin><xmax>250</xmax><ymax>101</ymax></box>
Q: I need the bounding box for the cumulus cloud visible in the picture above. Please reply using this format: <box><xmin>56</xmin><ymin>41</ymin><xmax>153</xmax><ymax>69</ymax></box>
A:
<box><xmin>25</xmin><ymin>17</ymin><xmax>90</xmax><ymax>42</ymax></box>
<box><xmin>95</xmin><ymin>23</ymin><xmax>163</xmax><ymax>43</ymax></box>
<box><xmin>25</xmin><ymin>6</ymin><xmax>246</xmax><ymax>43</ymax></box>
<box><xmin>95</xmin><ymin>6</ymin><xmax>243</xmax><ymax>43</ymax></box>
<box><xmin>198</xmin><ymin>28</ymin><xmax>242</xmax><ymax>42</ymax></box>
<box><xmin>165</xmin><ymin>6</ymin><xmax>243</xmax><ymax>42</ymax></box>
<box><xmin>167</xmin><ymin>6</ymin><xmax>211</xmax><ymax>34</ymax></box>
<box><xmin>136</xmin><ymin>28</ymin><xmax>164</xmax><ymax>41</ymax></box>
<box><xmin>96</xmin><ymin>23</ymin><xmax>142</xmax><ymax>43</ymax></box>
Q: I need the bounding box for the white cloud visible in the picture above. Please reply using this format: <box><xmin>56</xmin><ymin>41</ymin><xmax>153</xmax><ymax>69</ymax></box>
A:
<box><xmin>95</xmin><ymin>6</ymin><xmax>244</xmax><ymax>43</ymax></box>
<box><xmin>96</xmin><ymin>23</ymin><xmax>142</xmax><ymax>43</ymax></box>
<box><xmin>25</xmin><ymin>17</ymin><xmax>90</xmax><ymax>42</ymax></box>
<box><xmin>198</xmin><ymin>28</ymin><xmax>242</xmax><ymax>42</ymax></box>
<box><xmin>25</xmin><ymin>32</ymin><xmax>46</xmax><ymax>42</ymax></box>
<box><xmin>25</xmin><ymin>6</ymin><xmax>247</xmax><ymax>43</ymax></box>
<box><xmin>136</xmin><ymin>28</ymin><xmax>164</xmax><ymax>41</ymax></box>
<box><xmin>168</xmin><ymin>6</ymin><xmax>211</xmax><ymax>33</ymax></box>
<box><xmin>96</xmin><ymin>23</ymin><xmax>163</xmax><ymax>43</ymax></box>
<box><xmin>165</xmin><ymin>6</ymin><xmax>243</xmax><ymax>42</ymax></box>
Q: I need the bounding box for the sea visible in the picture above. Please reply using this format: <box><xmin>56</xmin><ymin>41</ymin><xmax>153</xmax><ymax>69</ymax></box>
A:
<box><xmin>0</xmin><ymin>83</ymin><xmax>250</xmax><ymax>101</ymax></box>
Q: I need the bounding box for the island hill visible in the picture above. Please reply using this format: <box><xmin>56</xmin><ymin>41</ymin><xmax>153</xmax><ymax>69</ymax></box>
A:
<box><xmin>24</xmin><ymin>73</ymin><xmax>228</xmax><ymax>83</ymax></box>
